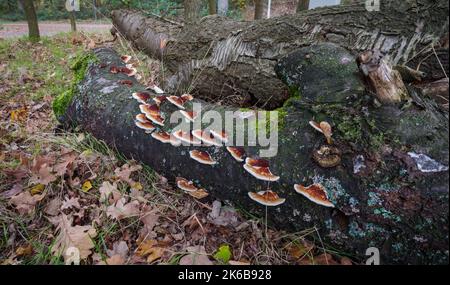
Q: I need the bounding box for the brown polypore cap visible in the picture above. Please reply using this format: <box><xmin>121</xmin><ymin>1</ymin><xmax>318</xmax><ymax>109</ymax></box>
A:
<box><xmin>319</xmin><ymin>121</ymin><xmax>333</xmax><ymax>144</ymax></box>
<box><xmin>132</xmin><ymin>92</ymin><xmax>152</xmax><ymax>104</ymax></box>
<box><xmin>135</xmin><ymin>113</ymin><xmax>151</xmax><ymax>123</ymax></box>
<box><xmin>210</xmin><ymin>130</ymin><xmax>229</xmax><ymax>143</ymax></box>
<box><xmin>191</xmin><ymin>130</ymin><xmax>222</xmax><ymax>146</ymax></box>
<box><xmin>181</xmin><ymin>94</ymin><xmax>194</xmax><ymax>102</ymax></box>
<box><xmin>153</xmin><ymin>95</ymin><xmax>167</xmax><ymax>105</ymax></box>
<box><xmin>243</xmin><ymin>164</ymin><xmax>280</xmax><ymax>182</ymax></box>
<box><xmin>245</xmin><ymin>157</ymin><xmax>270</xmax><ymax>168</ymax></box>
<box><xmin>135</xmin><ymin>121</ymin><xmax>156</xmax><ymax>132</ymax></box>
<box><xmin>146</xmin><ymin>113</ymin><xmax>165</xmax><ymax>126</ymax></box>
<box><xmin>110</xmin><ymin>66</ymin><xmax>119</xmax><ymax>74</ymax></box>
<box><xmin>151</xmin><ymin>131</ymin><xmax>171</xmax><ymax>143</ymax></box>
<box><xmin>176</xmin><ymin>177</ymin><xmax>198</xmax><ymax>193</ymax></box>
<box><xmin>226</xmin><ymin>147</ymin><xmax>245</xmax><ymax>162</ymax></box>
<box><xmin>248</xmin><ymin>190</ymin><xmax>285</xmax><ymax>206</ymax></box>
<box><xmin>313</xmin><ymin>145</ymin><xmax>341</xmax><ymax>168</ymax></box>
<box><xmin>309</xmin><ymin>121</ymin><xmax>323</xmax><ymax>133</ymax></box>
<box><xmin>146</xmin><ymin>84</ymin><xmax>165</xmax><ymax>94</ymax></box>
<box><xmin>189</xmin><ymin>150</ymin><xmax>216</xmax><ymax>165</ymax></box>
<box><xmin>121</xmin><ymin>66</ymin><xmax>137</xmax><ymax>77</ymax></box>
<box><xmin>173</xmin><ymin>130</ymin><xmax>201</xmax><ymax>145</ymax></box>
<box><xmin>180</xmin><ymin>110</ymin><xmax>198</xmax><ymax>122</ymax></box>
<box><xmin>188</xmin><ymin>188</ymin><xmax>209</xmax><ymax>199</ymax></box>
<box><xmin>121</xmin><ymin>55</ymin><xmax>132</xmax><ymax>63</ymax></box>
<box><xmin>167</xmin><ymin>96</ymin><xmax>185</xmax><ymax>109</ymax></box>
<box><xmin>294</xmin><ymin>184</ymin><xmax>334</xmax><ymax>208</ymax></box>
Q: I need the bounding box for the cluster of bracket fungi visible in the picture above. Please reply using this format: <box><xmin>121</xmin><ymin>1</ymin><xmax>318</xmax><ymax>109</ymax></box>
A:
<box><xmin>113</xmin><ymin>55</ymin><xmax>338</xmax><ymax>209</ymax></box>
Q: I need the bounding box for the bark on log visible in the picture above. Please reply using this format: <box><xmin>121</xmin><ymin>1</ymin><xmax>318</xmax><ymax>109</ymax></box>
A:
<box><xmin>111</xmin><ymin>0</ymin><xmax>449</xmax><ymax>109</ymax></box>
<box><xmin>59</xmin><ymin>46</ymin><xmax>449</xmax><ymax>264</ymax></box>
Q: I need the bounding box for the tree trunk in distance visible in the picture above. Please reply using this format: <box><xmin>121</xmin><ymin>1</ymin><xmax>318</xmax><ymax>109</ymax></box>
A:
<box><xmin>208</xmin><ymin>0</ymin><xmax>217</xmax><ymax>14</ymax></box>
<box><xmin>296</xmin><ymin>0</ymin><xmax>309</xmax><ymax>12</ymax></box>
<box><xmin>69</xmin><ymin>11</ymin><xmax>77</xmax><ymax>32</ymax></box>
<box><xmin>20</xmin><ymin>0</ymin><xmax>40</xmax><ymax>42</ymax></box>
<box><xmin>184</xmin><ymin>0</ymin><xmax>202</xmax><ymax>24</ymax></box>
<box><xmin>254</xmin><ymin>0</ymin><xmax>264</xmax><ymax>19</ymax></box>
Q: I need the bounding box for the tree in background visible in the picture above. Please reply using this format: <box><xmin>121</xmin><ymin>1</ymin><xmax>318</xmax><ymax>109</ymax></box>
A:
<box><xmin>184</xmin><ymin>0</ymin><xmax>202</xmax><ymax>23</ymax></box>
<box><xmin>254</xmin><ymin>0</ymin><xmax>264</xmax><ymax>19</ymax></box>
<box><xmin>217</xmin><ymin>0</ymin><xmax>228</xmax><ymax>16</ymax></box>
<box><xmin>296</xmin><ymin>0</ymin><xmax>309</xmax><ymax>12</ymax></box>
<box><xmin>208</xmin><ymin>0</ymin><xmax>217</xmax><ymax>14</ymax></box>
<box><xmin>19</xmin><ymin>0</ymin><xmax>40</xmax><ymax>42</ymax></box>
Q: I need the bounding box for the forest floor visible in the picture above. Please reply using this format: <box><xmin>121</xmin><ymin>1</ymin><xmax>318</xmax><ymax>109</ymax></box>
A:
<box><xmin>0</xmin><ymin>32</ymin><xmax>355</xmax><ymax>265</ymax></box>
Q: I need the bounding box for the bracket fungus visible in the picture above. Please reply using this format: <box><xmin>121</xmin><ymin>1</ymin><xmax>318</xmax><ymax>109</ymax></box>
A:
<box><xmin>309</xmin><ymin>121</ymin><xmax>333</xmax><ymax>144</ymax></box>
<box><xmin>210</xmin><ymin>130</ymin><xmax>229</xmax><ymax>143</ymax></box>
<box><xmin>151</xmin><ymin>131</ymin><xmax>181</xmax><ymax>146</ymax></box>
<box><xmin>146</xmin><ymin>84</ymin><xmax>165</xmax><ymax>94</ymax></box>
<box><xmin>176</xmin><ymin>177</ymin><xmax>198</xmax><ymax>193</ymax></box>
<box><xmin>121</xmin><ymin>66</ymin><xmax>137</xmax><ymax>77</ymax></box>
<box><xmin>153</xmin><ymin>95</ymin><xmax>167</xmax><ymax>105</ymax></box>
<box><xmin>172</xmin><ymin>130</ymin><xmax>201</xmax><ymax>145</ymax></box>
<box><xmin>191</xmin><ymin>130</ymin><xmax>222</xmax><ymax>146</ymax></box>
<box><xmin>248</xmin><ymin>190</ymin><xmax>285</xmax><ymax>206</ymax></box>
<box><xmin>245</xmin><ymin>158</ymin><xmax>270</xmax><ymax>168</ymax></box>
<box><xmin>312</xmin><ymin>145</ymin><xmax>341</xmax><ymax>168</ymax></box>
<box><xmin>139</xmin><ymin>104</ymin><xmax>160</xmax><ymax>116</ymax></box>
<box><xmin>135</xmin><ymin>113</ymin><xmax>151</xmax><ymax>123</ymax></box>
<box><xmin>132</xmin><ymin>92</ymin><xmax>152</xmax><ymax>104</ymax></box>
<box><xmin>189</xmin><ymin>150</ymin><xmax>217</xmax><ymax>165</ymax></box>
<box><xmin>179</xmin><ymin>110</ymin><xmax>198</xmax><ymax>122</ymax></box>
<box><xmin>226</xmin><ymin>147</ymin><xmax>246</xmax><ymax>162</ymax></box>
<box><xmin>135</xmin><ymin>120</ymin><xmax>156</xmax><ymax>132</ymax></box>
<box><xmin>294</xmin><ymin>184</ymin><xmax>334</xmax><ymax>208</ymax></box>
<box><xmin>120</xmin><ymin>55</ymin><xmax>131</xmax><ymax>63</ymax></box>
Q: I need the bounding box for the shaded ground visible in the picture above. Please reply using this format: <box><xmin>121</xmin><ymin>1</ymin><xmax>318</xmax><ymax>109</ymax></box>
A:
<box><xmin>0</xmin><ymin>21</ymin><xmax>111</xmax><ymax>39</ymax></box>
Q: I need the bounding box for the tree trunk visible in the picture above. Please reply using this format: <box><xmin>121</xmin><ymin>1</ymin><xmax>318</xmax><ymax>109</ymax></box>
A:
<box><xmin>208</xmin><ymin>0</ymin><xmax>217</xmax><ymax>15</ymax></box>
<box><xmin>69</xmin><ymin>11</ymin><xmax>77</xmax><ymax>32</ymax></box>
<box><xmin>111</xmin><ymin>0</ymin><xmax>449</xmax><ymax>110</ymax></box>
<box><xmin>58</xmin><ymin>46</ymin><xmax>449</xmax><ymax>264</ymax></box>
<box><xmin>20</xmin><ymin>0</ymin><xmax>40</xmax><ymax>42</ymax></box>
<box><xmin>254</xmin><ymin>0</ymin><xmax>264</xmax><ymax>19</ymax></box>
<box><xmin>296</xmin><ymin>0</ymin><xmax>309</xmax><ymax>12</ymax></box>
<box><xmin>184</xmin><ymin>0</ymin><xmax>202</xmax><ymax>24</ymax></box>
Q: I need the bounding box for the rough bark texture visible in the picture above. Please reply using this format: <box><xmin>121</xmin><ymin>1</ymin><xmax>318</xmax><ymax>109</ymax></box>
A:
<box><xmin>69</xmin><ymin>11</ymin><xmax>77</xmax><ymax>32</ymax></box>
<box><xmin>20</xmin><ymin>0</ymin><xmax>40</xmax><ymax>41</ymax></box>
<box><xmin>59</xmin><ymin>46</ymin><xmax>449</xmax><ymax>264</ymax></box>
<box><xmin>208</xmin><ymin>0</ymin><xmax>217</xmax><ymax>15</ymax></box>
<box><xmin>111</xmin><ymin>0</ymin><xmax>449</xmax><ymax>109</ymax></box>
<box><xmin>296</xmin><ymin>0</ymin><xmax>309</xmax><ymax>12</ymax></box>
<box><xmin>254</xmin><ymin>0</ymin><xmax>265</xmax><ymax>19</ymax></box>
<box><xmin>184</xmin><ymin>0</ymin><xmax>202</xmax><ymax>24</ymax></box>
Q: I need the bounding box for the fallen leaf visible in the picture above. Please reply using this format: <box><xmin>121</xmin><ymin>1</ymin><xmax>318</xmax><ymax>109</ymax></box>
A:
<box><xmin>10</xmin><ymin>107</ymin><xmax>28</xmax><ymax>122</ymax></box>
<box><xmin>2</xmin><ymin>184</ymin><xmax>23</xmax><ymax>198</ymax></box>
<box><xmin>139</xmin><ymin>205</ymin><xmax>159</xmax><ymax>238</ymax></box>
<box><xmin>213</xmin><ymin>245</ymin><xmax>232</xmax><ymax>264</ymax></box>
<box><xmin>15</xmin><ymin>244</ymin><xmax>33</xmax><ymax>256</ymax></box>
<box><xmin>52</xmin><ymin>214</ymin><xmax>97</xmax><ymax>262</ymax></box>
<box><xmin>179</xmin><ymin>246</ymin><xmax>213</xmax><ymax>265</ymax></box>
<box><xmin>228</xmin><ymin>260</ymin><xmax>251</xmax><ymax>265</ymax></box>
<box><xmin>106</xmin><ymin>241</ymin><xmax>129</xmax><ymax>260</ymax></box>
<box><xmin>45</xmin><ymin>198</ymin><xmax>62</xmax><ymax>216</ymax></box>
<box><xmin>30</xmin><ymin>184</ymin><xmax>45</xmax><ymax>195</ymax></box>
<box><xmin>29</xmin><ymin>163</ymin><xmax>57</xmax><ymax>185</ymax></box>
<box><xmin>99</xmin><ymin>181</ymin><xmax>117</xmax><ymax>203</ymax></box>
<box><xmin>131</xmin><ymin>182</ymin><xmax>142</xmax><ymax>191</ymax></box>
<box><xmin>10</xmin><ymin>192</ymin><xmax>45</xmax><ymax>215</ymax></box>
<box><xmin>106</xmin><ymin>198</ymin><xmax>140</xmax><ymax>220</ymax></box>
<box><xmin>82</xmin><ymin>180</ymin><xmax>93</xmax><ymax>192</ymax></box>
<box><xmin>340</xmin><ymin>256</ymin><xmax>353</xmax><ymax>265</ymax></box>
<box><xmin>136</xmin><ymin>239</ymin><xmax>165</xmax><ymax>263</ymax></box>
<box><xmin>114</xmin><ymin>163</ymin><xmax>142</xmax><ymax>185</ymax></box>
<box><xmin>99</xmin><ymin>254</ymin><xmax>125</xmax><ymax>265</ymax></box>
<box><xmin>61</xmin><ymin>197</ymin><xmax>81</xmax><ymax>210</ymax></box>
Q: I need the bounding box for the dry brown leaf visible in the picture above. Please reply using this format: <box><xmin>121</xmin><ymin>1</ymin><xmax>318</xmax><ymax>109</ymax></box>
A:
<box><xmin>9</xmin><ymin>191</ymin><xmax>45</xmax><ymax>215</ymax></box>
<box><xmin>15</xmin><ymin>244</ymin><xmax>33</xmax><ymax>256</ymax></box>
<box><xmin>136</xmin><ymin>239</ymin><xmax>165</xmax><ymax>263</ymax></box>
<box><xmin>106</xmin><ymin>198</ymin><xmax>140</xmax><ymax>220</ymax></box>
<box><xmin>106</xmin><ymin>241</ymin><xmax>129</xmax><ymax>260</ymax></box>
<box><xmin>44</xmin><ymin>198</ymin><xmax>62</xmax><ymax>216</ymax></box>
<box><xmin>61</xmin><ymin>197</ymin><xmax>81</xmax><ymax>210</ymax></box>
<box><xmin>29</xmin><ymin>163</ymin><xmax>57</xmax><ymax>185</ymax></box>
<box><xmin>99</xmin><ymin>181</ymin><xmax>118</xmax><ymax>203</ymax></box>
<box><xmin>179</xmin><ymin>246</ymin><xmax>213</xmax><ymax>265</ymax></box>
<box><xmin>114</xmin><ymin>163</ymin><xmax>142</xmax><ymax>185</ymax></box>
<box><xmin>52</xmin><ymin>214</ymin><xmax>97</xmax><ymax>262</ymax></box>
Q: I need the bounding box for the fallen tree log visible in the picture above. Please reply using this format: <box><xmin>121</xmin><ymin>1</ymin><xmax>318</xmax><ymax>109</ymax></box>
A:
<box><xmin>57</xmin><ymin>46</ymin><xmax>449</xmax><ymax>264</ymax></box>
<box><xmin>111</xmin><ymin>0</ymin><xmax>449</xmax><ymax>109</ymax></box>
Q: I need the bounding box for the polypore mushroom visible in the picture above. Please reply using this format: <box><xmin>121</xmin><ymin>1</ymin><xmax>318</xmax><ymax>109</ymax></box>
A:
<box><xmin>119</xmin><ymin>80</ymin><xmax>133</xmax><ymax>87</ymax></box>
<box><xmin>172</xmin><ymin>130</ymin><xmax>201</xmax><ymax>145</ymax></box>
<box><xmin>188</xmin><ymin>188</ymin><xmax>209</xmax><ymax>199</ymax></box>
<box><xmin>309</xmin><ymin>120</ymin><xmax>333</xmax><ymax>144</ymax></box>
<box><xmin>132</xmin><ymin>92</ymin><xmax>152</xmax><ymax>104</ymax></box>
<box><xmin>110</xmin><ymin>66</ymin><xmax>119</xmax><ymax>74</ymax></box>
<box><xmin>135</xmin><ymin>113</ymin><xmax>151</xmax><ymax>123</ymax></box>
<box><xmin>248</xmin><ymin>190</ymin><xmax>285</xmax><ymax>206</ymax></box>
<box><xmin>312</xmin><ymin>145</ymin><xmax>341</xmax><ymax>168</ymax></box>
<box><xmin>294</xmin><ymin>184</ymin><xmax>334</xmax><ymax>208</ymax></box>
<box><xmin>245</xmin><ymin>157</ymin><xmax>270</xmax><ymax>168</ymax></box>
<box><xmin>210</xmin><ymin>130</ymin><xmax>229</xmax><ymax>143</ymax></box>
<box><xmin>179</xmin><ymin>110</ymin><xmax>198</xmax><ymax>122</ymax></box>
<box><xmin>146</xmin><ymin>84</ymin><xmax>165</xmax><ymax>94</ymax></box>
<box><xmin>120</xmin><ymin>66</ymin><xmax>137</xmax><ymax>77</ymax></box>
<box><xmin>153</xmin><ymin>95</ymin><xmax>167</xmax><ymax>105</ymax></box>
<box><xmin>121</xmin><ymin>55</ymin><xmax>132</xmax><ymax>63</ymax></box>
<box><xmin>226</xmin><ymin>147</ymin><xmax>245</xmax><ymax>162</ymax></box>
<box><xmin>139</xmin><ymin>104</ymin><xmax>164</xmax><ymax>126</ymax></box>
<box><xmin>151</xmin><ymin>131</ymin><xmax>181</xmax><ymax>146</ymax></box>
<box><xmin>167</xmin><ymin>96</ymin><xmax>186</xmax><ymax>109</ymax></box>
<box><xmin>243</xmin><ymin>164</ymin><xmax>280</xmax><ymax>182</ymax></box>
<box><xmin>135</xmin><ymin>120</ymin><xmax>156</xmax><ymax>132</ymax></box>
<box><xmin>189</xmin><ymin>150</ymin><xmax>217</xmax><ymax>165</ymax></box>
<box><xmin>176</xmin><ymin>177</ymin><xmax>198</xmax><ymax>193</ymax></box>
<box><xmin>146</xmin><ymin>113</ymin><xmax>165</xmax><ymax>126</ymax></box>
<box><xmin>181</xmin><ymin>93</ymin><xmax>194</xmax><ymax>102</ymax></box>
<box><xmin>191</xmin><ymin>130</ymin><xmax>222</xmax><ymax>146</ymax></box>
